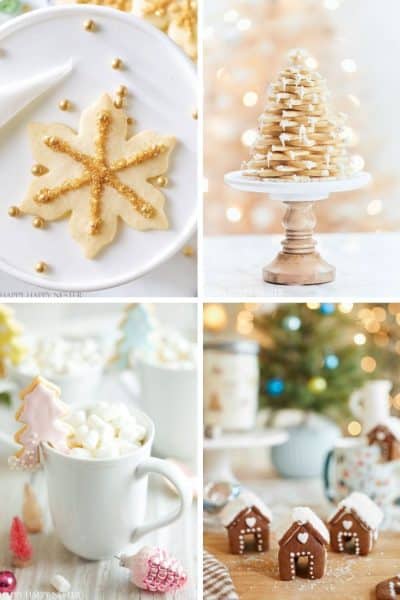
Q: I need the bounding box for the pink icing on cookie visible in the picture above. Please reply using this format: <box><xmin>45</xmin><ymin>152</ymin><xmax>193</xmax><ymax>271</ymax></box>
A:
<box><xmin>119</xmin><ymin>547</ymin><xmax>187</xmax><ymax>593</ymax></box>
<box><xmin>9</xmin><ymin>376</ymin><xmax>71</xmax><ymax>471</ymax></box>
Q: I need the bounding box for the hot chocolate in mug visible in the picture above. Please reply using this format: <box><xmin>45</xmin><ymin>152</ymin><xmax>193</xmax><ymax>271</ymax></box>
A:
<box><xmin>323</xmin><ymin>437</ymin><xmax>400</xmax><ymax>510</ymax></box>
<box><xmin>41</xmin><ymin>408</ymin><xmax>192</xmax><ymax>560</ymax></box>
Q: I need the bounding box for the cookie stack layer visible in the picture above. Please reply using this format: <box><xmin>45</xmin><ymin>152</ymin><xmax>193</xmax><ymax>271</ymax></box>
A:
<box><xmin>242</xmin><ymin>49</ymin><xmax>359</xmax><ymax>181</ymax></box>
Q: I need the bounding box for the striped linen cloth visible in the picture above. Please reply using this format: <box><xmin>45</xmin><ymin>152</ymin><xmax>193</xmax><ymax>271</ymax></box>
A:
<box><xmin>203</xmin><ymin>550</ymin><xmax>239</xmax><ymax>600</ymax></box>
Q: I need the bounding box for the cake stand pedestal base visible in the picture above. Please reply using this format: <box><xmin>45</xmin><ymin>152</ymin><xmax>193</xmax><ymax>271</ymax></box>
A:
<box><xmin>263</xmin><ymin>200</ymin><xmax>334</xmax><ymax>285</ymax></box>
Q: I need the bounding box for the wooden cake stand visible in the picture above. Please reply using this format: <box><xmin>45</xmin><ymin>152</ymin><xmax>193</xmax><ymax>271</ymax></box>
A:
<box><xmin>224</xmin><ymin>171</ymin><xmax>371</xmax><ymax>285</ymax></box>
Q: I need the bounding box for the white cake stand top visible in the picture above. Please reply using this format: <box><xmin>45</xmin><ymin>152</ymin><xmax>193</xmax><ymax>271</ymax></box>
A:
<box><xmin>225</xmin><ymin>170</ymin><xmax>371</xmax><ymax>201</ymax></box>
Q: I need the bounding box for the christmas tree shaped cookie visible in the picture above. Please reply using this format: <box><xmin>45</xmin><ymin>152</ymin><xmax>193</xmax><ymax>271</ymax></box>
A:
<box><xmin>0</xmin><ymin>305</ymin><xmax>26</xmax><ymax>378</ymax></box>
<box><xmin>20</xmin><ymin>94</ymin><xmax>176</xmax><ymax>258</ymax></box>
<box><xmin>113</xmin><ymin>304</ymin><xmax>155</xmax><ymax>369</ymax></box>
<box><xmin>242</xmin><ymin>48</ymin><xmax>361</xmax><ymax>181</ymax></box>
<box><xmin>9</xmin><ymin>376</ymin><xmax>71</xmax><ymax>471</ymax></box>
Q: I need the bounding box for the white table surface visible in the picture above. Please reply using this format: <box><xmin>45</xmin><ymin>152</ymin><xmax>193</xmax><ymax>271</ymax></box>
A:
<box><xmin>0</xmin><ymin>235</ymin><xmax>197</xmax><ymax>298</ymax></box>
<box><xmin>203</xmin><ymin>232</ymin><xmax>399</xmax><ymax>298</ymax></box>
<box><xmin>0</xmin><ymin>373</ymin><xmax>198</xmax><ymax>599</ymax></box>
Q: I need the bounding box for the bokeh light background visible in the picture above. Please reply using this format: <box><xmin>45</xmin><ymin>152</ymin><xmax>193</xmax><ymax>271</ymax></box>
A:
<box><xmin>204</xmin><ymin>0</ymin><xmax>400</xmax><ymax>235</ymax></box>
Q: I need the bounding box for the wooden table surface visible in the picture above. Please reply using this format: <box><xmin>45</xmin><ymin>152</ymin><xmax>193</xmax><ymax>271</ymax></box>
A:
<box><xmin>204</xmin><ymin>529</ymin><xmax>400</xmax><ymax>600</ymax></box>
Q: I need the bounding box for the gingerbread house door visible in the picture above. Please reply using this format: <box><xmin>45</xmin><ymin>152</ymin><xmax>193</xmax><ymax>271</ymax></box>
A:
<box><xmin>236</xmin><ymin>515</ymin><xmax>266</xmax><ymax>553</ymax></box>
<box><xmin>337</xmin><ymin>530</ymin><xmax>361</xmax><ymax>555</ymax></box>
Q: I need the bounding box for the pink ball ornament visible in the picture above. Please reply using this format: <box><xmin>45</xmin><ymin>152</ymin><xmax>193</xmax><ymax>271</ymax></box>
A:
<box><xmin>0</xmin><ymin>570</ymin><xmax>17</xmax><ymax>593</ymax></box>
<box><xmin>119</xmin><ymin>546</ymin><xmax>187</xmax><ymax>593</ymax></box>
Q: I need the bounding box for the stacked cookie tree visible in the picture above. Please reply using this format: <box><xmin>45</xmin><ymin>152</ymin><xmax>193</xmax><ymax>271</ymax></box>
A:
<box><xmin>242</xmin><ymin>48</ymin><xmax>357</xmax><ymax>182</ymax></box>
<box><xmin>225</xmin><ymin>48</ymin><xmax>370</xmax><ymax>285</ymax></box>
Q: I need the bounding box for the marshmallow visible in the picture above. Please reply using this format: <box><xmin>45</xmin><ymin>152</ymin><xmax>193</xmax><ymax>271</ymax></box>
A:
<box><xmin>50</xmin><ymin>574</ymin><xmax>71</xmax><ymax>593</ymax></box>
<box><xmin>66</xmin><ymin>403</ymin><xmax>147</xmax><ymax>459</ymax></box>
<box><xmin>70</xmin><ymin>447</ymin><xmax>92</xmax><ymax>459</ymax></box>
<box><xmin>82</xmin><ymin>430</ymin><xmax>99</xmax><ymax>450</ymax></box>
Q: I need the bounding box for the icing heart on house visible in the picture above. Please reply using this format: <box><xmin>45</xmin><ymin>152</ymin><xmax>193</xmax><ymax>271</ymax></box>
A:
<box><xmin>245</xmin><ymin>517</ymin><xmax>256</xmax><ymax>529</ymax></box>
<box><xmin>297</xmin><ymin>532</ymin><xmax>309</xmax><ymax>544</ymax></box>
<box><xmin>343</xmin><ymin>520</ymin><xmax>353</xmax><ymax>530</ymax></box>
<box><xmin>376</xmin><ymin>432</ymin><xmax>386</xmax><ymax>441</ymax></box>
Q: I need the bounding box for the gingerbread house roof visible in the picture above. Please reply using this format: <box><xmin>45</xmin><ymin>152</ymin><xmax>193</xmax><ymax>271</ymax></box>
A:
<box><xmin>279</xmin><ymin>507</ymin><xmax>329</xmax><ymax>547</ymax></box>
<box><xmin>368</xmin><ymin>418</ymin><xmax>400</xmax><ymax>442</ymax></box>
<box><xmin>220</xmin><ymin>490</ymin><xmax>272</xmax><ymax>528</ymax></box>
<box><xmin>329</xmin><ymin>492</ymin><xmax>383</xmax><ymax>531</ymax></box>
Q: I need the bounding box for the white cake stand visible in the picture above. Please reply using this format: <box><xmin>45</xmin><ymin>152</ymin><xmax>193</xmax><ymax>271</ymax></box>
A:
<box><xmin>224</xmin><ymin>171</ymin><xmax>371</xmax><ymax>285</ymax></box>
<box><xmin>203</xmin><ymin>428</ymin><xmax>288</xmax><ymax>482</ymax></box>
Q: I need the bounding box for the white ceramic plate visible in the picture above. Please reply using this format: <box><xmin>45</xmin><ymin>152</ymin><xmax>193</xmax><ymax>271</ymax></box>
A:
<box><xmin>0</xmin><ymin>6</ymin><xmax>197</xmax><ymax>291</ymax></box>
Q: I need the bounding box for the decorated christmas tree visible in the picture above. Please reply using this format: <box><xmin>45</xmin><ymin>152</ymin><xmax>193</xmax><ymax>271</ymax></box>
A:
<box><xmin>254</xmin><ymin>303</ymin><xmax>368</xmax><ymax>420</ymax></box>
<box><xmin>242</xmin><ymin>48</ymin><xmax>359</xmax><ymax>181</ymax></box>
<box><xmin>10</xmin><ymin>516</ymin><xmax>33</xmax><ymax>568</ymax></box>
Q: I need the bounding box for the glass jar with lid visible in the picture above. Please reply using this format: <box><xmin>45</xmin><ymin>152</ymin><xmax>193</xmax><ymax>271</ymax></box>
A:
<box><xmin>204</xmin><ymin>340</ymin><xmax>259</xmax><ymax>431</ymax></box>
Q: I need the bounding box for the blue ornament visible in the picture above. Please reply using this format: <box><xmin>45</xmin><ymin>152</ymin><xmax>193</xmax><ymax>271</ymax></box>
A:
<box><xmin>283</xmin><ymin>316</ymin><xmax>301</xmax><ymax>331</ymax></box>
<box><xmin>266</xmin><ymin>378</ymin><xmax>285</xmax><ymax>396</ymax></box>
<box><xmin>325</xmin><ymin>354</ymin><xmax>339</xmax><ymax>369</ymax></box>
<box><xmin>320</xmin><ymin>303</ymin><xmax>335</xmax><ymax>315</ymax></box>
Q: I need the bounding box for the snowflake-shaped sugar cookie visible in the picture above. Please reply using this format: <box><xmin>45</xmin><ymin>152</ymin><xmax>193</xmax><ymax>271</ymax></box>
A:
<box><xmin>20</xmin><ymin>94</ymin><xmax>176</xmax><ymax>258</ymax></box>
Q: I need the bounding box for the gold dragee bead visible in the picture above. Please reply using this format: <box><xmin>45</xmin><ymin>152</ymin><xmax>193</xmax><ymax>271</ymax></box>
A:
<box><xmin>58</xmin><ymin>99</ymin><xmax>71</xmax><ymax>111</ymax></box>
<box><xmin>35</xmin><ymin>261</ymin><xmax>48</xmax><ymax>273</ymax></box>
<box><xmin>113</xmin><ymin>96</ymin><xmax>124</xmax><ymax>109</ymax></box>
<box><xmin>156</xmin><ymin>176</ymin><xmax>168</xmax><ymax>187</ymax></box>
<box><xmin>31</xmin><ymin>164</ymin><xmax>48</xmax><ymax>176</ymax></box>
<box><xmin>84</xmin><ymin>19</ymin><xmax>96</xmax><ymax>31</ymax></box>
<box><xmin>182</xmin><ymin>245</ymin><xmax>195</xmax><ymax>257</ymax></box>
<box><xmin>127</xmin><ymin>117</ymin><xmax>134</xmax><ymax>125</ymax></box>
<box><xmin>192</xmin><ymin>109</ymin><xmax>198</xmax><ymax>120</ymax></box>
<box><xmin>8</xmin><ymin>206</ymin><xmax>20</xmax><ymax>217</ymax></box>
<box><xmin>32</xmin><ymin>217</ymin><xmax>45</xmax><ymax>229</ymax></box>
<box><xmin>111</xmin><ymin>57</ymin><xmax>123</xmax><ymax>70</ymax></box>
<box><xmin>117</xmin><ymin>85</ymin><xmax>128</xmax><ymax>97</ymax></box>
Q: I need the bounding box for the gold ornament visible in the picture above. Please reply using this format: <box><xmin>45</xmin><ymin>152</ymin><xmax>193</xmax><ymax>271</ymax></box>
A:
<box><xmin>111</xmin><ymin>57</ymin><xmax>123</xmax><ymax>70</ymax></box>
<box><xmin>8</xmin><ymin>206</ymin><xmax>20</xmax><ymax>217</ymax></box>
<box><xmin>58</xmin><ymin>99</ymin><xmax>71</xmax><ymax>111</ymax></box>
<box><xmin>84</xmin><ymin>19</ymin><xmax>96</xmax><ymax>31</ymax></box>
<box><xmin>32</xmin><ymin>217</ymin><xmax>45</xmax><ymax>229</ymax></box>
<box><xmin>31</xmin><ymin>164</ymin><xmax>48</xmax><ymax>176</ymax></box>
<box><xmin>35</xmin><ymin>261</ymin><xmax>48</xmax><ymax>273</ymax></box>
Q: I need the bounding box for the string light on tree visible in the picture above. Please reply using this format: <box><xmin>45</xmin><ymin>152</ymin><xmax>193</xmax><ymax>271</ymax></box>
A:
<box><xmin>266</xmin><ymin>378</ymin><xmax>285</xmax><ymax>396</ymax></box>
<box><xmin>348</xmin><ymin>420</ymin><xmax>362</xmax><ymax>436</ymax></box>
<box><xmin>324</xmin><ymin>354</ymin><xmax>339</xmax><ymax>369</ymax></box>
<box><xmin>307</xmin><ymin>376</ymin><xmax>327</xmax><ymax>393</ymax></box>
<box><xmin>320</xmin><ymin>303</ymin><xmax>335</xmax><ymax>315</ymax></box>
<box><xmin>283</xmin><ymin>316</ymin><xmax>301</xmax><ymax>331</ymax></box>
<box><xmin>203</xmin><ymin>304</ymin><xmax>227</xmax><ymax>332</ymax></box>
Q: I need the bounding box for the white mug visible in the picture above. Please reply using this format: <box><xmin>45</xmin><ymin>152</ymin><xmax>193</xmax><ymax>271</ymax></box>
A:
<box><xmin>350</xmin><ymin>380</ymin><xmax>392</xmax><ymax>433</ymax></box>
<box><xmin>135</xmin><ymin>358</ymin><xmax>197</xmax><ymax>461</ymax></box>
<box><xmin>41</xmin><ymin>409</ymin><xmax>192</xmax><ymax>560</ymax></box>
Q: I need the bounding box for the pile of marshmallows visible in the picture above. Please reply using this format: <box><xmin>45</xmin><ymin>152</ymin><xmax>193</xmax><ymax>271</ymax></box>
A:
<box><xmin>19</xmin><ymin>337</ymin><xmax>104</xmax><ymax>377</ymax></box>
<box><xmin>137</xmin><ymin>329</ymin><xmax>196</xmax><ymax>370</ymax></box>
<box><xmin>66</xmin><ymin>402</ymin><xmax>146</xmax><ymax>459</ymax></box>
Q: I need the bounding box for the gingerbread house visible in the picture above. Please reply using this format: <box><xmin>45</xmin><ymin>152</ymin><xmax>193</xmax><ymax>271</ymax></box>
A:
<box><xmin>278</xmin><ymin>507</ymin><xmax>329</xmax><ymax>581</ymax></box>
<box><xmin>220</xmin><ymin>491</ymin><xmax>271</xmax><ymax>555</ymax></box>
<box><xmin>367</xmin><ymin>419</ymin><xmax>400</xmax><ymax>462</ymax></box>
<box><xmin>376</xmin><ymin>575</ymin><xmax>400</xmax><ymax>599</ymax></box>
<box><xmin>328</xmin><ymin>492</ymin><xmax>383</xmax><ymax>556</ymax></box>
